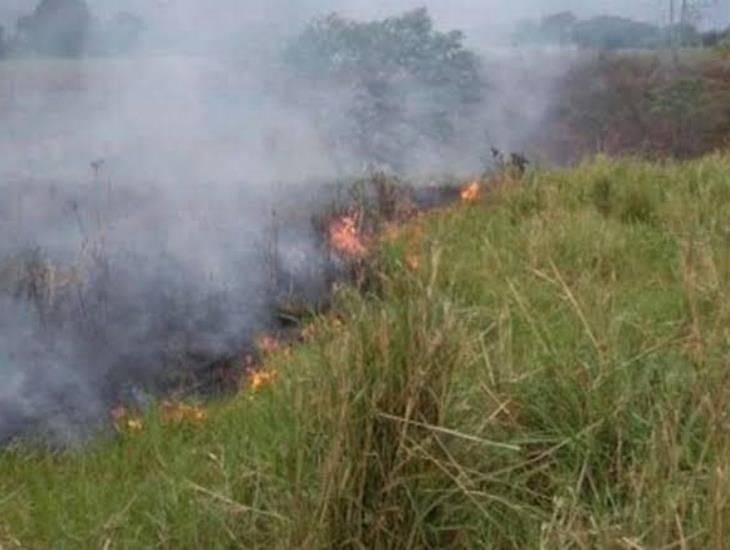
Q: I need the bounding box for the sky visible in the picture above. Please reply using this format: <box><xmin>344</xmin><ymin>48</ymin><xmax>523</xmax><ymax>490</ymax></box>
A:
<box><xmin>1</xmin><ymin>1</ymin><xmax>729</xmax><ymax>34</ymax></box>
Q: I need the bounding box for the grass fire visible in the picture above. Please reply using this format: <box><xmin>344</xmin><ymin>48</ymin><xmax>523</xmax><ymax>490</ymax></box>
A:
<box><xmin>1</xmin><ymin>0</ymin><xmax>730</xmax><ymax>547</ymax></box>
<box><xmin>328</xmin><ymin>213</ymin><xmax>368</xmax><ymax>258</ymax></box>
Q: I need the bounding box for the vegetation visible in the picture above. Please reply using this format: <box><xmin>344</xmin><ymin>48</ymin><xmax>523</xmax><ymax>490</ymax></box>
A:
<box><xmin>572</xmin><ymin>16</ymin><xmax>668</xmax><ymax>50</ymax></box>
<box><xmin>6</xmin><ymin>0</ymin><xmax>145</xmax><ymax>58</ymax></box>
<box><xmin>717</xmin><ymin>37</ymin><xmax>730</xmax><ymax>59</ymax></box>
<box><xmin>533</xmin><ymin>52</ymin><xmax>730</xmax><ymax>162</ymax></box>
<box><xmin>512</xmin><ymin>10</ymin><xmax>723</xmax><ymax>51</ymax></box>
<box><xmin>1</xmin><ymin>154</ymin><xmax>729</xmax><ymax>547</ymax></box>
<box><xmin>285</xmin><ymin>8</ymin><xmax>484</xmax><ymax>170</ymax></box>
<box><xmin>704</xmin><ymin>29</ymin><xmax>730</xmax><ymax>49</ymax></box>
<box><xmin>16</xmin><ymin>0</ymin><xmax>92</xmax><ymax>58</ymax></box>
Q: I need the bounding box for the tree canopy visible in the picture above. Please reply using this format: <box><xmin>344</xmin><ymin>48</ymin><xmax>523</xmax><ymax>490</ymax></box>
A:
<box><xmin>17</xmin><ymin>0</ymin><xmax>92</xmax><ymax>57</ymax></box>
<box><xmin>512</xmin><ymin>11</ymin><xmax>708</xmax><ymax>50</ymax></box>
<box><xmin>572</xmin><ymin>16</ymin><xmax>664</xmax><ymax>50</ymax></box>
<box><xmin>7</xmin><ymin>0</ymin><xmax>145</xmax><ymax>58</ymax></box>
<box><xmin>286</xmin><ymin>9</ymin><xmax>485</xmax><ymax>170</ymax></box>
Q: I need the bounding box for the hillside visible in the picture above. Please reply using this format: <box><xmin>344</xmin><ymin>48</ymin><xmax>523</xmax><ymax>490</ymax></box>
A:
<box><xmin>1</xmin><ymin>155</ymin><xmax>729</xmax><ymax>547</ymax></box>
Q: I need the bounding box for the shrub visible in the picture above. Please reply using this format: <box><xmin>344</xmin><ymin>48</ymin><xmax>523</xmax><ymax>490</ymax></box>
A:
<box><xmin>536</xmin><ymin>54</ymin><xmax>730</xmax><ymax>162</ymax></box>
<box><xmin>717</xmin><ymin>38</ymin><xmax>730</xmax><ymax>59</ymax></box>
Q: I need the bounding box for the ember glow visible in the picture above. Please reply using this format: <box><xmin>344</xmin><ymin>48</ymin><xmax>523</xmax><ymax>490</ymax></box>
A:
<box><xmin>328</xmin><ymin>214</ymin><xmax>368</xmax><ymax>258</ymax></box>
<box><xmin>249</xmin><ymin>370</ymin><xmax>278</xmax><ymax>391</ymax></box>
<box><xmin>406</xmin><ymin>253</ymin><xmax>421</xmax><ymax>272</ymax></box>
<box><xmin>460</xmin><ymin>182</ymin><xmax>481</xmax><ymax>203</ymax></box>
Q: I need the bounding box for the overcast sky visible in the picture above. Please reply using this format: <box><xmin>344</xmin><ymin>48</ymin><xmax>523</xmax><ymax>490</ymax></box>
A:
<box><xmin>1</xmin><ymin>1</ymin><xmax>728</xmax><ymax>38</ymax></box>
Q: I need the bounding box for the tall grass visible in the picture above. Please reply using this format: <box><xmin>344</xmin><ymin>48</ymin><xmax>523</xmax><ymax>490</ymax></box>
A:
<box><xmin>1</xmin><ymin>154</ymin><xmax>729</xmax><ymax>548</ymax></box>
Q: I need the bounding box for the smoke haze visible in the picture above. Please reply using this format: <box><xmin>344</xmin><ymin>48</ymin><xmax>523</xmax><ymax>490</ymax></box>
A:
<box><xmin>1</xmin><ymin>0</ymin><xmax>727</xmax><ymax>444</ymax></box>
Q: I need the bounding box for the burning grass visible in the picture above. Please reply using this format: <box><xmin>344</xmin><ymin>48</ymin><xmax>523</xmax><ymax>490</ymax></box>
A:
<box><xmin>327</xmin><ymin>212</ymin><xmax>368</xmax><ymax>258</ymax></box>
<box><xmin>0</xmin><ymin>170</ymin><xmax>464</xmax><ymax>447</ymax></box>
<box><xmin>460</xmin><ymin>181</ymin><xmax>481</xmax><ymax>203</ymax></box>
<box><xmin>1</xmin><ymin>155</ymin><xmax>730</xmax><ymax>547</ymax></box>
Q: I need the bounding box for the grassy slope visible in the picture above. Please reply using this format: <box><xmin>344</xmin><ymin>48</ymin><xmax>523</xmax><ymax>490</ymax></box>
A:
<box><xmin>1</xmin><ymin>155</ymin><xmax>729</xmax><ymax>548</ymax></box>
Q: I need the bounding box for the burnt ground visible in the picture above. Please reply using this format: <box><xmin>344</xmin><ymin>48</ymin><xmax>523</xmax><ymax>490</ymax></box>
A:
<box><xmin>0</xmin><ymin>175</ymin><xmax>464</xmax><ymax>444</ymax></box>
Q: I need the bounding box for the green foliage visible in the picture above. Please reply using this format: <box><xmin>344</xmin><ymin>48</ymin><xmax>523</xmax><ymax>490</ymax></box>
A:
<box><xmin>650</xmin><ymin>77</ymin><xmax>705</xmax><ymax>116</ymax></box>
<box><xmin>702</xmin><ymin>27</ymin><xmax>730</xmax><ymax>48</ymax></box>
<box><xmin>512</xmin><ymin>11</ymin><xmax>711</xmax><ymax>51</ymax></box>
<box><xmin>717</xmin><ymin>37</ymin><xmax>730</xmax><ymax>59</ymax></box>
<box><xmin>540</xmin><ymin>53</ymin><xmax>730</xmax><ymax>162</ymax></box>
<box><xmin>512</xmin><ymin>11</ymin><xmax>577</xmax><ymax>46</ymax></box>
<box><xmin>286</xmin><ymin>8</ymin><xmax>484</xmax><ymax>170</ymax></box>
<box><xmin>6</xmin><ymin>1</ymin><xmax>146</xmax><ymax>58</ymax></box>
<box><xmin>572</xmin><ymin>15</ymin><xmax>665</xmax><ymax>50</ymax></box>
<box><xmin>17</xmin><ymin>0</ymin><xmax>92</xmax><ymax>58</ymax></box>
<box><xmin>2</xmin><ymin>156</ymin><xmax>730</xmax><ymax>547</ymax></box>
<box><xmin>648</xmin><ymin>76</ymin><xmax>708</xmax><ymax>155</ymax></box>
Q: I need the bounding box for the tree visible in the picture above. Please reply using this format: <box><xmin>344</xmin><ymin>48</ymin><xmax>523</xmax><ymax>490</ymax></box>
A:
<box><xmin>571</xmin><ymin>16</ymin><xmax>663</xmax><ymax>50</ymax></box>
<box><xmin>0</xmin><ymin>26</ymin><xmax>6</xmax><ymax>59</ymax></box>
<box><xmin>715</xmin><ymin>36</ymin><xmax>730</xmax><ymax>58</ymax></box>
<box><xmin>540</xmin><ymin>12</ymin><xmax>578</xmax><ymax>45</ymax></box>
<box><xmin>17</xmin><ymin>0</ymin><xmax>92</xmax><ymax>57</ymax></box>
<box><xmin>513</xmin><ymin>12</ymin><xmax>669</xmax><ymax>51</ymax></box>
<box><xmin>701</xmin><ymin>27</ymin><xmax>730</xmax><ymax>47</ymax></box>
<box><xmin>286</xmin><ymin>9</ymin><xmax>485</xmax><ymax>170</ymax></box>
<box><xmin>667</xmin><ymin>0</ymin><xmax>717</xmax><ymax>57</ymax></box>
<box><xmin>512</xmin><ymin>12</ymin><xmax>577</xmax><ymax>47</ymax></box>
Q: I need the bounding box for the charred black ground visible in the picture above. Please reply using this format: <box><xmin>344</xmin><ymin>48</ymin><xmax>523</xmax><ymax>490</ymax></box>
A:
<box><xmin>0</xmin><ymin>171</ymin><xmax>464</xmax><ymax>445</ymax></box>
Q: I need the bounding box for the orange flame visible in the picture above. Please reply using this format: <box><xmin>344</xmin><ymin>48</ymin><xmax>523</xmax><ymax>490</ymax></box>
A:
<box><xmin>249</xmin><ymin>369</ymin><xmax>278</xmax><ymax>391</ymax></box>
<box><xmin>329</xmin><ymin>214</ymin><xmax>367</xmax><ymax>257</ymax></box>
<box><xmin>405</xmin><ymin>253</ymin><xmax>421</xmax><ymax>271</ymax></box>
<box><xmin>460</xmin><ymin>182</ymin><xmax>481</xmax><ymax>203</ymax></box>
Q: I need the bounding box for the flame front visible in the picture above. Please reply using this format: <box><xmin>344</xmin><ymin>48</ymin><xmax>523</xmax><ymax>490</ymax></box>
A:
<box><xmin>249</xmin><ymin>369</ymin><xmax>278</xmax><ymax>391</ymax></box>
<box><xmin>461</xmin><ymin>182</ymin><xmax>481</xmax><ymax>203</ymax></box>
<box><xmin>329</xmin><ymin>215</ymin><xmax>367</xmax><ymax>257</ymax></box>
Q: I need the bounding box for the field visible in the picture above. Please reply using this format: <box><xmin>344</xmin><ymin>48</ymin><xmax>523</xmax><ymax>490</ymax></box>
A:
<box><xmin>1</xmin><ymin>155</ymin><xmax>728</xmax><ymax>547</ymax></box>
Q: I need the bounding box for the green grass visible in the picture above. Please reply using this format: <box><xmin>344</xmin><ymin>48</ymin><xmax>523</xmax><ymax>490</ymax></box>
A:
<box><xmin>1</xmin><ymin>155</ymin><xmax>730</xmax><ymax>548</ymax></box>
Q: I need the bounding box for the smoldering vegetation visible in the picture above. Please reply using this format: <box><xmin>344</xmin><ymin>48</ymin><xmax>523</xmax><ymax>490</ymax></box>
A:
<box><xmin>0</xmin><ymin>175</ymin><xmax>336</xmax><ymax>444</ymax></box>
<box><xmin>0</xmin><ymin>161</ymin><xmax>462</xmax><ymax>445</ymax></box>
<box><xmin>2</xmin><ymin>1</ymin><xmax>727</xmax><ymax>446</ymax></box>
<box><xmin>1</xmin><ymin>8</ymin><xmax>534</xmax><ymax>445</ymax></box>
<box><xmin>0</xmin><ymin>62</ymin><xmax>337</xmax><ymax>444</ymax></box>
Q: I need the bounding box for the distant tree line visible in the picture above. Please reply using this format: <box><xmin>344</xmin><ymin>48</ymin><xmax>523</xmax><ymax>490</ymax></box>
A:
<box><xmin>513</xmin><ymin>11</ymin><xmax>730</xmax><ymax>51</ymax></box>
<box><xmin>0</xmin><ymin>0</ymin><xmax>146</xmax><ymax>59</ymax></box>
